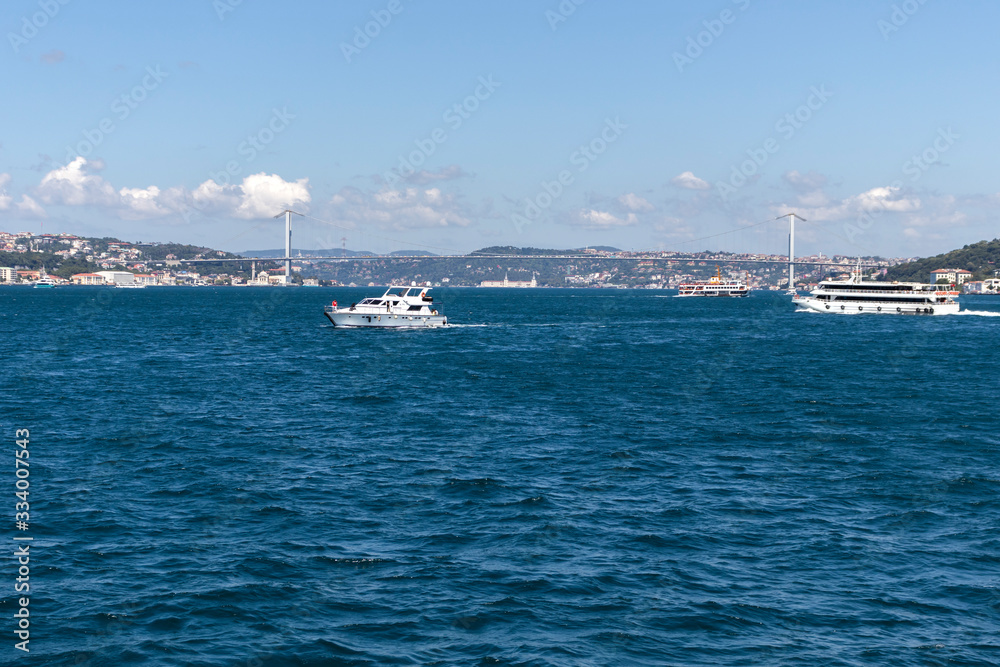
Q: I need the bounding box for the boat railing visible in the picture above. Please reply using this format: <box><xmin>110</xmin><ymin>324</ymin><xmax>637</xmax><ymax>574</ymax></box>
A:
<box><xmin>819</xmin><ymin>287</ymin><xmax>950</xmax><ymax>296</ymax></box>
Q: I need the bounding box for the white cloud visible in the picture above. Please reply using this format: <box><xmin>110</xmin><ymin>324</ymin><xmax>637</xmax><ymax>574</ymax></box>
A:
<box><xmin>33</xmin><ymin>159</ymin><xmax>310</xmax><ymax>221</ymax></box>
<box><xmin>782</xmin><ymin>170</ymin><xmax>831</xmax><ymax>206</ymax></box>
<box><xmin>0</xmin><ymin>173</ymin><xmax>11</xmax><ymax>210</ymax></box>
<box><xmin>16</xmin><ymin>195</ymin><xmax>46</xmax><ymax>218</ymax></box>
<box><xmin>782</xmin><ymin>170</ymin><xmax>828</xmax><ymax>192</ymax></box>
<box><xmin>191</xmin><ymin>179</ymin><xmax>242</xmax><ymax>213</ymax></box>
<box><xmin>786</xmin><ymin>185</ymin><xmax>921</xmax><ymax>223</ymax></box>
<box><xmin>397</xmin><ymin>165</ymin><xmax>469</xmax><ymax>186</ymax></box>
<box><xmin>616</xmin><ymin>192</ymin><xmax>654</xmax><ymax>212</ymax></box>
<box><xmin>671</xmin><ymin>171</ymin><xmax>710</xmax><ymax>190</ymax></box>
<box><xmin>855</xmin><ymin>186</ymin><xmax>920</xmax><ymax>213</ymax></box>
<box><xmin>37</xmin><ymin>157</ymin><xmax>119</xmax><ymax>207</ymax></box>
<box><xmin>330</xmin><ymin>186</ymin><xmax>470</xmax><ymax>229</ymax></box>
<box><xmin>571</xmin><ymin>209</ymin><xmax>638</xmax><ymax>230</ymax></box>
<box><xmin>233</xmin><ymin>173</ymin><xmax>311</xmax><ymax>219</ymax></box>
<box><xmin>120</xmin><ymin>186</ymin><xmax>172</xmax><ymax>218</ymax></box>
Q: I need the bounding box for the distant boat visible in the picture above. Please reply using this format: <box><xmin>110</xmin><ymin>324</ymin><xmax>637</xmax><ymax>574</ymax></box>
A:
<box><xmin>33</xmin><ymin>277</ymin><xmax>57</xmax><ymax>288</ymax></box>
<box><xmin>677</xmin><ymin>267</ymin><xmax>749</xmax><ymax>297</ymax></box>
<box><xmin>115</xmin><ymin>283</ymin><xmax>146</xmax><ymax>289</ymax></box>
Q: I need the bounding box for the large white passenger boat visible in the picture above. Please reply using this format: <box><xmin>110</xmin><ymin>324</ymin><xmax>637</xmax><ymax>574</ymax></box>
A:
<box><xmin>324</xmin><ymin>286</ymin><xmax>447</xmax><ymax>328</ymax></box>
<box><xmin>678</xmin><ymin>268</ymin><xmax>749</xmax><ymax>297</ymax></box>
<box><xmin>792</xmin><ymin>271</ymin><xmax>960</xmax><ymax>315</ymax></box>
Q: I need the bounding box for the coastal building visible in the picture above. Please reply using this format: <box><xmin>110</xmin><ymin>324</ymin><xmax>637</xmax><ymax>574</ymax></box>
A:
<box><xmin>970</xmin><ymin>278</ymin><xmax>1000</xmax><ymax>294</ymax></box>
<box><xmin>18</xmin><ymin>270</ymin><xmax>41</xmax><ymax>282</ymax></box>
<box><xmin>480</xmin><ymin>272</ymin><xmax>537</xmax><ymax>288</ymax></box>
<box><xmin>0</xmin><ymin>267</ymin><xmax>15</xmax><ymax>283</ymax></box>
<box><xmin>134</xmin><ymin>274</ymin><xmax>157</xmax><ymax>286</ymax></box>
<box><xmin>96</xmin><ymin>271</ymin><xmax>135</xmax><ymax>286</ymax></box>
<box><xmin>930</xmin><ymin>268</ymin><xmax>973</xmax><ymax>285</ymax></box>
<box><xmin>71</xmin><ymin>273</ymin><xmax>105</xmax><ymax>285</ymax></box>
<box><xmin>264</xmin><ymin>269</ymin><xmax>292</xmax><ymax>285</ymax></box>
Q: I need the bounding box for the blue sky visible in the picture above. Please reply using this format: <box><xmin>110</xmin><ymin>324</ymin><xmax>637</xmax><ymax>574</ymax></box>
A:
<box><xmin>1</xmin><ymin>0</ymin><xmax>997</xmax><ymax>257</ymax></box>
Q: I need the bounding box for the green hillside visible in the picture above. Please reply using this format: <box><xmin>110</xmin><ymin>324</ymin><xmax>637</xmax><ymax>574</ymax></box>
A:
<box><xmin>884</xmin><ymin>238</ymin><xmax>1000</xmax><ymax>282</ymax></box>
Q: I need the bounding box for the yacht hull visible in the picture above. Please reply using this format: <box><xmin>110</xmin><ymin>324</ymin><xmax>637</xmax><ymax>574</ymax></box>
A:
<box><xmin>794</xmin><ymin>297</ymin><xmax>959</xmax><ymax>315</ymax></box>
<box><xmin>324</xmin><ymin>311</ymin><xmax>448</xmax><ymax>328</ymax></box>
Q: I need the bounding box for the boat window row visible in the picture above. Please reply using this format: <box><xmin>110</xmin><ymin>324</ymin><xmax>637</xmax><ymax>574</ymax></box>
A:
<box><xmin>820</xmin><ymin>295</ymin><xmax>931</xmax><ymax>304</ymax></box>
<box><xmin>823</xmin><ymin>283</ymin><xmax>915</xmax><ymax>291</ymax></box>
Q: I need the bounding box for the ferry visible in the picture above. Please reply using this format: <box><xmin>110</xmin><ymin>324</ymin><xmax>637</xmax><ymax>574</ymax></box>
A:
<box><xmin>33</xmin><ymin>277</ymin><xmax>57</xmax><ymax>288</ymax></box>
<box><xmin>324</xmin><ymin>286</ymin><xmax>447</xmax><ymax>328</ymax></box>
<box><xmin>677</xmin><ymin>267</ymin><xmax>750</xmax><ymax>297</ymax></box>
<box><xmin>792</xmin><ymin>269</ymin><xmax>959</xmax><ymax>315</ymax></box>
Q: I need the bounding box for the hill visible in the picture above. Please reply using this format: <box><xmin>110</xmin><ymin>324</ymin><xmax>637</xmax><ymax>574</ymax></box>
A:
<box><xmin>471</xmin><ymin>245</ymin><xmax>621</xmax><ymax>256</ymax></box>
<box><xmin>0</xmin><ymin>233</ymin><xmax>272</xmax><ymax>280</ymax></box>
<box><xmin>884</xmin><ymin>238</ymin><xmax>1000</xmax><ymax>282</ymax></box>
<box><xmin>242</xmin><ymin>248</ymin><xmax>378</xmax><ymax>258</ymax></box>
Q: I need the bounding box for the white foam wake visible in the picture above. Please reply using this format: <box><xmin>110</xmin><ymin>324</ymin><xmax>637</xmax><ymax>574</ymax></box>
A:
<box><xmin>956</xmin><ymin>310</ymin><xmax>1000</xmax><ymax>317</ymax></box>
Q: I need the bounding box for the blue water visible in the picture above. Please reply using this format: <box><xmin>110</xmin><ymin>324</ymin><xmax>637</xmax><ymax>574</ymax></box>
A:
<box><xmin>3</xmin><ymin>287</ymin><xmax>1000</xmax><ymax>666</ymax></box>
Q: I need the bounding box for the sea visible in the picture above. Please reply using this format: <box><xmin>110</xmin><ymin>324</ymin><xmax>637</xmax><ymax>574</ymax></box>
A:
<box><xmin>3</xmin><ymin>286</ymin><xmax>1000</xmax><ymax>666</ymax></box>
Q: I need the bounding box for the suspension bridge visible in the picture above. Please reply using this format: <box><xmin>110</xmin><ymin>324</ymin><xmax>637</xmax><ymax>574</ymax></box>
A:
<box><xmin>151</xmin><ymin>211</ymin><xmax>886</xmax><ymax>281</ymax></box>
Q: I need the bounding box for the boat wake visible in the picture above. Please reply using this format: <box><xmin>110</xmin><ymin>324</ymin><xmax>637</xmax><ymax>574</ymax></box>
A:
<box><xmin>956</xmin><ymin>310</ymin><xmax>1000</xmax><ymax>317</ymax></box>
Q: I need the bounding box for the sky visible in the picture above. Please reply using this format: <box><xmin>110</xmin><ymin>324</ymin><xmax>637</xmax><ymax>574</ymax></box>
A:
<box><xmin>1</xmin><ymin>0</ymin><xmax>998</xmax><ymax>258</ymax></box>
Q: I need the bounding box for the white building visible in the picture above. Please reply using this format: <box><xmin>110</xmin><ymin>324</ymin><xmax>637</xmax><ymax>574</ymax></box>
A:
<box><xmin>480</xmin><ymin>272</ymin><xmax>537</xmax><ymax>288</ymax></box>
<box><xmin>96</xmin><ymin>271</ymin><xmax>135</xmax><ymax>286</ymax></box>
<box><xmin>0</xmin><ymin>267</ymin><xmax>16</xmax><ymax>283</ymax></box>
<box><xmin>930</xmin><ymin>268</ymin><xmax>973</xmax><ymax>285</ymax></box>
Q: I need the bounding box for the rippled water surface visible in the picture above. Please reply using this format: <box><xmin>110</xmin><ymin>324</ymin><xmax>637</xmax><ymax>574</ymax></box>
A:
<box><xmin>3</xmin><ymin>287</ymin><xmax>1000</xmax><ymax>666</ymax></box>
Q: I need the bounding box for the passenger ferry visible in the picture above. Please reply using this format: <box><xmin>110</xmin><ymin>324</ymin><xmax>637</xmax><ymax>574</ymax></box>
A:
<box><xmin>324</xmin><ymin>286</ymin><xmax>447</xmax><ymax>328</ymax></box>
<box><xmin>677</xmin><ymin>267</ymin><xmax>750</xmax><ymax>297</ymax></box>
<box><xmin>792</xmin><ymin>269</ymin><xmax>959</xmax><ymax>315</ymax></box>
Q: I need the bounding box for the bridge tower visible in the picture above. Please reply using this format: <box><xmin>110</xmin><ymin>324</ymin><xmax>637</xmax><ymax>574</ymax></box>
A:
<box><xmin>779</xmin><ymin>213</ymin><xmax>806</xmax><ymax>293</ymax></box>
<box><xmin>273</xmin><ymin>210</ymin><xmax>303</xmax><ymax>283</ymax></box>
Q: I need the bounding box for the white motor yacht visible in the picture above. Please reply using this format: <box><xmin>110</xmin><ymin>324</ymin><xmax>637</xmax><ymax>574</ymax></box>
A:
<box><xmin>324</xmin><ymin>286</ymin><xmax>447</xmax><ymax>328</ymax></box>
